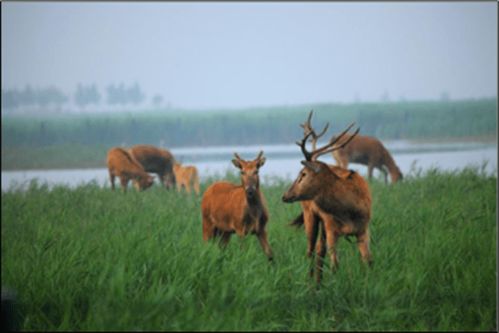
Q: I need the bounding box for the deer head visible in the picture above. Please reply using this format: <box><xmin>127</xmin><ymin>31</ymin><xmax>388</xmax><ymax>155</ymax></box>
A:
<box><xmin>392</xmin><ymin>167</ymin><xmax>403</xmax><ymax>183</ymax></box>
<box><xmin>134</xmin><ymin>174</ymin><xmax>155</xmax><ymax>191</ymax></box>
<box><xmin>282</xmin><ymin>118</ymin><xmax>359</xmax><ymax>203</ymax></box>
<box><xmin>232</xmin><ymin>151</ymin><xmax>266</xmax><ymax>200</ymax></box>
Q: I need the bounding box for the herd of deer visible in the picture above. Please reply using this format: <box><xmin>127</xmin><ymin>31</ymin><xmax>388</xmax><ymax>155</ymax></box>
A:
<box><xmin>106</xmin><ymin>144</ymin><xmax>200</xmax><ymax>195</ymax></box>
<box><xmin>106</xmin><ymin>111</ymin><xmax>403</xmax><ymax>284</ymax></box>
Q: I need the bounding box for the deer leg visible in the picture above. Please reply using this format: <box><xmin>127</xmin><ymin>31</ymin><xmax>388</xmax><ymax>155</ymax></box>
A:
<box><xmin>119</xmin><ymin>176</ymin><xmax>129</xmax><ymax>193</ymax></box>
<box><xmin>256</xmin><ymin>230</ymin><xmax>274</xmax><ymax>262</ymax></box>
<box><xmin>158</xmin><ymin>173</ymin><xmax>166</xmax><ymax>188</ymax></box>
<box><xmin>315</xmin><ymin>223</ymin><xmax>327</xmax><ymax>284</ymax></box>
<box><xmin>219</xmin><ymin>232</ymin><xmax>232</xmax><ymax>248</ymax></box>
<box><xmin>381</xmin><ymin>166</ymin><xmax>388</xmax><ymax>184</ymax></box>
<box><xmin>109</xmin><ymin>171</ymin><xmax>116</xmax><ymax>191</ymax></box>
<box><xmin>367</xmin><ymin>164</ymin><xmax>374</xmax><ymax>181</ymax></box>
<box><xmin>323</xmin><ymin>217</ymin><xmax>340</xmax><ymax>271</ymax></box>
<box><xmin>304</xmin><ymin>210</ymin><xmax>319</xmax><ymax>277</ymax></box>
<box><xmin>202</xmin><ymin>216</ymin><xmax>215</xmax><ymax>241</ymax></box>
<box><xmin>194</xmin><ymin>177</ymin><xmax>200</xmax><ymax>195</ymax></box>
<box><xmin>357</xmin><ymin>229</ymin><xmax>373</xmax><ymax>267</ymax></box>
<box><xmin>169</xmin><ymin>171</ymin><xmax>176</xmax><ymax>190</ymax></box>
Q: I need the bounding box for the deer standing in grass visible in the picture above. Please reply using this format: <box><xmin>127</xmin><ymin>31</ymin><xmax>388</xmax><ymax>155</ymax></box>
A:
<box><xmin>289</xmin><ymin>110</ymin><xmax>352</xmax><ymax>228</ymax></box>
<box><xmin>106</xmin><ymin>147</ymin><xmax>154</xmax><ymax>192</ymax></box>
<box><xmin>331</xmin><ymin>134</ymin><xmax>403</xmax><ymax>183</ymax></box>
<box><xmin>282</xmin><ymin>121</ymin><xmax>372</xmax><ymax>283</ymax></box>
<box><xmin>173</xmin><ymin>162</ymin><xmax>200</xmax><ymax>195</ymax></box>
<box><xmin>201</xmin><ymin>151</ymin><xmax>273</xmax><ymax>261</ymax></box>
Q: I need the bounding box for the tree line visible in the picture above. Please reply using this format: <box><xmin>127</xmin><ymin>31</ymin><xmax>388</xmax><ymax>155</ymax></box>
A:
<box><xmin>1</xmin><ymin>82</ymin><xmax>165</xmax><ymax>111</ymax></box>
<box><xmin>2</xmin><ymin>99</ymin><xmax>496</xmax><ymax>149</ymax></box>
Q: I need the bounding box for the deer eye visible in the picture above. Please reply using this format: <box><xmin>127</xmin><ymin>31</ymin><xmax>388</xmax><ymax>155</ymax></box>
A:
<box><xmin>241</xmin><ymin>171</ymin><xmax>245</xmax><ymax>175</ymax></box>
<box><xmin>298</xmin><ymin>172</ymin><xmax>305</xmax><ymax>183</ymax></box>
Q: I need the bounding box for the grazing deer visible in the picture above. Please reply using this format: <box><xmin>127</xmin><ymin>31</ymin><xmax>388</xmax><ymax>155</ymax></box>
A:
<box><xmin>107</xmin><ymin>147</ymin><xmax>154</xmax><ymax>192</ymax></box>
<box><xmin>331</xmin><ymin>134</ymin><xmax>403</xmax><ymax>183</ymax></box>
<box><xmin>282</xmin><ymin>123</ymin><xmax>372</xmax><ymax>283</ymax></box>
<box><xmin>127</xmin><ymin>144</ymin><xmax>176</xmax><ymax>189</ymax></box>
<box><xmin>173</xmin><ymin>162</ymin><xmax>200</xmax><ymax>195</ymax></box>
<box><xmin>201</xmin><ymin>151</ymin><xmax>273</xmax><ymax>261</ymax></box>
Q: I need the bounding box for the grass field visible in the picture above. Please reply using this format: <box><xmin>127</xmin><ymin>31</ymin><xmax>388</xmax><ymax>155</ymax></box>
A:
<box><xmin>1</xmin><ymin>167</ymin><xmax>497</xmax><ymax>331</ymax></box>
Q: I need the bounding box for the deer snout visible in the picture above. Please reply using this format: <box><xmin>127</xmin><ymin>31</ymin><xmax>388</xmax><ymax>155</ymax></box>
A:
<box><xmin>245</xmin><ymin>185</ymin><xmax>257</xmax><ymax>198</ymax></box>
<box><xmin>282</xmin><ymin>192</ymin><xmax>295</xmax><ymax>203</ymax></box>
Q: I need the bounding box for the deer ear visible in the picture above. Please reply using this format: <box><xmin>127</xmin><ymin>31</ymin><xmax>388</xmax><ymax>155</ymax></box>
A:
<box><xmin>329</xmin><ymin>168</ymin><xmax>342</xmax><ymax>179</ymax></box>
<box><xmin>301</xmin><ymin>160</ymin><xmax>321</xmax><ymax>173</ymax></box>
<box><xmin>257</xmin><ymin>157</ymin><xmax>266</xmax><ymax>168</ymax></box>
<box><xmin>232</xmin><ymin>159</ymin><xmax>242</xmax><ymax>169</ymax></box>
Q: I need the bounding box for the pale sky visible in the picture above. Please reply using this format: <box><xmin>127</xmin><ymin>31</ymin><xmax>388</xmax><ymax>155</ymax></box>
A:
<box><xmin>2</xmin><ymin>2</ymin><xmax>497</xmax><ymax>109</ymax></box>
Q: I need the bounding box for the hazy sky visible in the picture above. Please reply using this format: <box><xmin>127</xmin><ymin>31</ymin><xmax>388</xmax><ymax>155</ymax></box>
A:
<box><xmin>2</xmin><ymin>2</ymin><xmax>497</xmax><ymax>109</ymax></box>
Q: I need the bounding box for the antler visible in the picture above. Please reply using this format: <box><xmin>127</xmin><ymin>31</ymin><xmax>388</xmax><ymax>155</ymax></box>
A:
<box><xmin>300</xmin><ymin>110</ymin><xmax>330</xmax><ymax>150</ymax></box>
<box><xmin>255</xmin><ymin>150</ymin><xmax>264</xmax><ymax>162</ymax></box>
<box><xmin>296</xmin><ymin>132</ymin><xmax>314</xmax><ymax>161</ymax></box>
<box><xmin>234</xmin><ymin>151</ymin><xmax>264</xmax><ymax>162</ymax></box>
<box><xmin>234</xmin><ymin>152</ymin><xmax>243</xmax><ymax>161</ymax></box>
<box><xmin>296</xmin><ymin>121</ymin><xmax>360</xmax><ymax>161</ymax></box>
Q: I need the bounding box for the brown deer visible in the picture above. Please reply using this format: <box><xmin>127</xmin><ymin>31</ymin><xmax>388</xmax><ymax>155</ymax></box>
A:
<box><xmin>282</xmin><ymin>123</ymin><xmax>372</xmax><ymax>283</ymax></box>
<box><xmin>289</xmin><ymin>110</ymin><xmax>350</xmax><ymax>228</ymax></box>
<box><xmin>127</xmin><ymin>144</ymin><xmax>176</xmax><ymax>189</ymax></box>
<box><xmin>331</xmin><ymin>134</ymin><xmax>403</xmax><ymax>183</ymax></box>
<box><xmin>201</xmin><ymin>151</ymin><xmax>273</xmax><ymax>261</ymax></box>
<box><xmin>106</xmin><ymin>147</ymin><xmax>154</xmax><ymax>192</ymax></box>
<box><xmin>173</xmin><ymin>162</ymin><xmax>200</xmax><ymax>195</ymax></box>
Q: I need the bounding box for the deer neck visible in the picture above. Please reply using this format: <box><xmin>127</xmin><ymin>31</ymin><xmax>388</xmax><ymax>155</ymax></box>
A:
<box><xmin>245</xmin><ymin>188</ymin><xmax>262</xmax><ymax>207</ymax></box>
<box><xmin>312</xmin><ymin>172</ymin><xmax>344</xmax><ymax>213</ymax></box>
<box><xmin>383</xmin><ymin>153</ymin><xmax>400</xmax><ymax>180</ymax></box>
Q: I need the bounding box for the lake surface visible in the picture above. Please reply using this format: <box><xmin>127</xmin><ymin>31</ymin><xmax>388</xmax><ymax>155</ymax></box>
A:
<box><xmin>2</xmin><ymin>141</ymin><xmax>497</xmax><ymax>191</ymax></box>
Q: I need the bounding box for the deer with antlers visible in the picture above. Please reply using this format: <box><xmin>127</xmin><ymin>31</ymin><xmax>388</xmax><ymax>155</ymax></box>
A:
<box><xmin>289</xmin><ymin>110</ymin><xmax>354</xmax><ymax>227</ymax></box>
<box><xmin>282</xmin><ymin>116</ymin><xmax>372</xmax><ymax>283</ymax></box>
<box><xmin>201</xmin><ymin>151</ymin><xmax>273</xmax><ymax>261</ymax></box>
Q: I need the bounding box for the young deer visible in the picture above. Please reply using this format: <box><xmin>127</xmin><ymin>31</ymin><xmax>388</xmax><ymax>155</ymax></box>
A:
<box><xmin>282</xmin><ymin>123</ymin><xmax>372</xmax><ymax>283</ymax></box>
<box><xmin>201</xmin><ymin>151</ymin><xmax>273</xmax><ymax>261</ymax></box>
<box><xmin>173</xmin><ymin>162</ymin><xmax>200</xmax><ymax>195</ymax></box>
<box><xmin>107</xmin><ymin>147</ymin><xmax>154</xmax><ymax>192</ymax></box>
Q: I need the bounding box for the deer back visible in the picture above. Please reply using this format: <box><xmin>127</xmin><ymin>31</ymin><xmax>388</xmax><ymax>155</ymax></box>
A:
<box><xmin>129</xmin><ymin>144</ymin><xmax>174</xmax><ymax>173</ymax></box>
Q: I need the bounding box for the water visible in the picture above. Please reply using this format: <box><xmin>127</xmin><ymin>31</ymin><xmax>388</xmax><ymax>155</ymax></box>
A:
<box><xmin>2</xmin><ymin>141</ymin><xmax>497</xmax><ymax>191</ymax></box>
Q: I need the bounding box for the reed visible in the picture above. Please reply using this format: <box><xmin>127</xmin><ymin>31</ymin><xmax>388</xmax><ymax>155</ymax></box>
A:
<box><xmin>1</xmin><ymin>166</ymin><xmax>496</xmax><ymax>330</ymax></box>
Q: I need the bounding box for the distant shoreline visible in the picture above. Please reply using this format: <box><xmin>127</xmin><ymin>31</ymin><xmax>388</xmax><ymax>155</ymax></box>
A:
<box><xmin>1</xmin><ymin>139</ymin><xmax>496</xmax><ymax>173</ymax></box>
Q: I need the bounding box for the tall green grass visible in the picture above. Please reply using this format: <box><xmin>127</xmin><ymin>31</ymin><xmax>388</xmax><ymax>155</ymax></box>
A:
<box><xmin>1</xmin><ymin>167</ymin><xmax>496</xmax><ymax>330</ymax></box>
